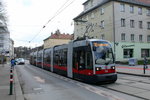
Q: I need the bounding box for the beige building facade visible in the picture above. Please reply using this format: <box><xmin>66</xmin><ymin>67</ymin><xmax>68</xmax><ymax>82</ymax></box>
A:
<box><xmin>74</xmin><ymin>0</ymin><xmax>150</xmax><ymax>61</ymax></box>
<box><xmin>44</xmin><ymin>39</ymin><xmax>71</xmax><ymax>49</ymax></box>
<box><xmin>43</xmin><ymin>30</ymin><xmax>73</xmax><ymax>49</ymax></box>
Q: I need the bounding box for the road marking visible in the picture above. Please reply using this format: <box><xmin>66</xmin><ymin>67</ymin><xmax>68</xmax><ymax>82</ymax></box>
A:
<box><xmin>33</xmin><ymin>88</ymin><xmax>42</xmax><ymax>91</ymax></box>
<box><xmin>117</xmin><ymin>66</ymin><xmax>150</xmax><ymax>70</ymax></box>
<box><xmin>34</xmin><ymin>76</ymin><xmax>45</xmax><ymax>83</ymax></box>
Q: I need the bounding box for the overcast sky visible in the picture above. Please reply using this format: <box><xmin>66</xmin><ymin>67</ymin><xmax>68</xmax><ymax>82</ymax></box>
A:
<box><xmin>4</xmin><ymin>0</ymin><xmax>86</xmax><ymax>47</ymax></box>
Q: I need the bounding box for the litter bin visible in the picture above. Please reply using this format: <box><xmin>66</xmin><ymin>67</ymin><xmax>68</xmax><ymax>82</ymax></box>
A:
<box><xmin>128</xmin><ymin>58</ymin><xmax>137</xmax><ymax>66</ymax></box>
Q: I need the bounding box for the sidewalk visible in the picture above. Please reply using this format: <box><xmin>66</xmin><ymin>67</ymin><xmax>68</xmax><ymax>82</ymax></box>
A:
<box><xmin>0</xmin><ymin>64</ymin><xmax>24</xmax><ymax>100</ymax></box>
<box><xmin>116</xmin><ymin>64</ymin><xmax>150</xmax><ymax>77</ymax></box>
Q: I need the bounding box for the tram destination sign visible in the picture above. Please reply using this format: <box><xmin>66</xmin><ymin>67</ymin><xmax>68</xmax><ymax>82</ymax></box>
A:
<box><xmin>93</xmin><ymin>43</ymin><xmax>109</xmax><ymax>47</ymax></box>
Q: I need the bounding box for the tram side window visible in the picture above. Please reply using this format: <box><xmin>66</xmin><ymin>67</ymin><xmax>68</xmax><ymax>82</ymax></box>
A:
<box><xmin>54</xmin><ymin>49</ymin><xmax>67</xmax><ymax>66</ymax></box>
<box><xmin>86</xmin><ymin>52</ymin><xmax>93</xmax><ymax>69</ymax></box>
<box><xmin>34</xmin><ymin>55</ymin><xmax>36</xmax><ymax>62</ymax></box>
<box><xmin>40</xmin><ymin>53</ymin><xmax>42</xmax><ymax>62</ymax></box>
<box><xmin>37</xmin><ymin>53</ymin><xmax>40</xmax><ymax>62</ymax></box>
<box><xmin>73</xmin><ymin>46</ymin><xmax>92</xmax><ymax>70</ymax></box>
<box><xmin>61</xmin><ymin>49</ymin><xmax>67</xmax><ymax>66</ymax></box>
<box><xmin>73</xmin><ymin>51</ymin><xmax>78</xmax><ymax>69</ymax></box>
<box><xmin>43</xmin><ymin>52</ymin><xmax>46</xmax><ymax>63</ymax></box>
<box><xmin>46</xmin><ymin>52</ymin><xmax>51</xmax><ymax>64</ymax></box>
<box><xmin>54</xmin><ymin>50</ymin><xmax>60</xmax><ymax>65</ymax></box>
<box><xmin>73</xmin><ymin>49</ymin><xmax>85</xmax><ymax>69</ymax></box>
<box><xmin>79</xmin><ymin>51</ymin><xmax>85</xmax><ymax>69</ymax></box>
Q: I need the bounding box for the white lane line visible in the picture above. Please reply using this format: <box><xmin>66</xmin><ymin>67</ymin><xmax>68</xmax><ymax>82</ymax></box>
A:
<box><xmin>33</xmin><ymin>88</ymin><xmax>42</xmax><ymax>91</ymax></box>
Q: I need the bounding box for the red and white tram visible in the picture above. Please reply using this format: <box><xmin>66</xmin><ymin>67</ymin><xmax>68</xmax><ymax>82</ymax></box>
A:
<box><xmin>30</xmin><ymin>39</ymin><xmax>117</xmax><ymax>83</ymax></box>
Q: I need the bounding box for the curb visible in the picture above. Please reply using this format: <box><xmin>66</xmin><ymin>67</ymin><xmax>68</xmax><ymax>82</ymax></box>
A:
<box><xmin>117</xmin><ymin>72</ymin><xmax>150</xmax><ymax>77</ymax></box>
<box><xmin>14</xmin><ymin>68</ymin><xmax>24</xmax><ymax>100</ymax></box>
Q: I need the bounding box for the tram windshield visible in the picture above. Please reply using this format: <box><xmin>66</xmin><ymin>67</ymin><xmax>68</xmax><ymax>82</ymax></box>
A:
<box><xmin>92</xmin><ymin>41</ymin><xmax>114</xmax><ymax>65</ymax></box>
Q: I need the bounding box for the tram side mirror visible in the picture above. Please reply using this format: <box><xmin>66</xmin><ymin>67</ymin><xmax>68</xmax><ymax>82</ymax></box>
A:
<box><xmin>93</xmin><ymin>46</ymin><xmax>96</xmax><ymax>51</ymax></box>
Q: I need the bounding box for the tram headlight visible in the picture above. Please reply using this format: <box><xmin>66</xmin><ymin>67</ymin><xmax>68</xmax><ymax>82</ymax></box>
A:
<box><xmin>96</xmin><ymin>67</ymin><xmax>101</xmax><ymax>71</ymax></box>
<box><xmin>111</xmin><ymin>66</ymin><xmax>115</xmax><ymax>70</ymax></box>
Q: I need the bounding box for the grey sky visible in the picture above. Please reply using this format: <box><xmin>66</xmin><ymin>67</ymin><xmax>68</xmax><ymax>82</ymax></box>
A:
<box><xmin>5</xmin><ymin>0</ymin><xmax>86</xmax><ymax>47</ymax></box>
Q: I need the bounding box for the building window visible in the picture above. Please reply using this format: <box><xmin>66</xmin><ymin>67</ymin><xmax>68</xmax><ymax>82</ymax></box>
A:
<box><xmin>100</xmin><ymin>20</ymin><xmax>104</xmax><ymax>28</ymax></box>
<box><xmin>139</xmin><ymin>21</ymin><xmax>143</xmax><ymax>28</ymax></box>
<box><xmin>147</xmin><ymin>22</ymin><xmax>150</xmax><ymax>29</ymax></box>
<box><xmin>0</xmin><ymin>43</ymin><xmax>3</xmax><ymax>48</ymax></box>
<box><xmin>147</xmin><ymin>9</ymin><xmax>150</xmax><ymax>16</ymax></box>
<box><xmin>147</xmin><ymin>35</ymin><xmax>150</xmax><ymax>42</ymax></box>
<box><xmin>100</xmin><ymin>8</ymin><xmax>104</xmax><ymax>15</ymax></box>
<box><xmin>121</xmin><ymin>18</ymin><xmax>125</xmax><ymax>27</ymax></box>
<box><xmin>123</xmin><ymin>49</ymin><xmax>133</xmax><ymax>58</ymax></box>
<box><xmin>86</xmin><ymin>15</ymin><xmax>88</xmax><ymax>21</ymax></box>
<box><xmin>101</xmin><ymin>34</ymin><xmax>105</xmax><ymax>39</ymax></box>
<box><xmin>138</xmin><ymin>7</ymin><xmax>142</xmax><ymax>15</ymax></box>
<box><xmin>120</xmin><ymin>3</ymin><xmax>125</xmax><ymax>12</ymax></box>
<box><xmin>91</xmin><ymin>12</ymin><xmax>94</xmax><ymax>19</ymax></box>
<box><xmin>130</xmin><ymin>5</ymin><xmax>134</xmax><ymax>13</ymax></box>
<box><xmin>0</xmin><ymin>37</ymin><xmax>4</xmax><ymax>40</ymax></box>
<box><xmin>141</xmin><ymin>49</ymin><xmax>150</xmax><ymax>57</ymax></box>
<box><xmin>131</xmin><ymin>34</ymin><xmax>134</xmax><ymax>41</ymax></box>
<box><xmin>130</xmin><ymin>20</ymin><xmax>134</xmax><ymax>28</ymax></box>
<box><xmin>90</xmin><ymin>0</ymin><xmax>93</xmax><ymax>7</ymax></box>
<box><xmin>121</xmin><ymin>33</ymin><xmax>125</xmax><ymax>41</ymax></box>
<box><xmin>139</xmin><ymin>35</ymin><xmax>143</xmax><ymax>42</ymax></box>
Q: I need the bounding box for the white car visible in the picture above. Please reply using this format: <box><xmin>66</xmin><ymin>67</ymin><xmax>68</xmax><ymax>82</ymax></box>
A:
<box><xmin>16</xmin><ymin>58</ymin><xmax>25</xmax><ymax>65</ymax></box>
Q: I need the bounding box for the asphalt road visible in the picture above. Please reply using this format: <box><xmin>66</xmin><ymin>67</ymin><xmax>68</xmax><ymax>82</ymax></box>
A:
<box><xmin>16</xmin><ymin>64</ymin><xmax>110</xmax><ymax>100</ymax></box>
<box><xmin>15</xmin><ymin>63</ymin><xmax>149</xmax><ymax>100</ymax></box>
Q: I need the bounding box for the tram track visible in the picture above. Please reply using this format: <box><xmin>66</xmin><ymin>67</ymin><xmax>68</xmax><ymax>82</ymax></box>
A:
<box><xmin>100</xmin><ymin>85</ymin><xmax>149</xmax><ymax>100</ymax></box>
<box><xmin>118</xmin><ymin>73</ymin><xmax>150</xmax><ymax>84</ymax></box>
<box><xmin>100</xmin><ymin>74</ymin><xmax>150</xmax><ymax>100</ymax></box>
<box><xmin>118</xmin><ymin>77</ymin><xmax>150</xmax><ymax>85</ymax></box>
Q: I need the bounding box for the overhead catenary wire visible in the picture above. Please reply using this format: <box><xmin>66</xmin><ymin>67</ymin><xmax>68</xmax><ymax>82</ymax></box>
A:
<box><xmin>43</xmin><ymin>0</ymin><xmax>72</xmax><ymax>28</ymax></box>
<box><xmin>29</xmin><ymin>0</ymin><xmax>76</xmax><ymax>43</ymax></box>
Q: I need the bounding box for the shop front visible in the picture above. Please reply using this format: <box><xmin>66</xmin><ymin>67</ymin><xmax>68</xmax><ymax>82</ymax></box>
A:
<box><xmin>111</xmin><ymin>42</ymin><xmax>150</xmax><ymax>62</ymax></box>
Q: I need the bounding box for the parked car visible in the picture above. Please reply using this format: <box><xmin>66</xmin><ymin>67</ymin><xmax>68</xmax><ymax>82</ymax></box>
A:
<box><xmin>16</xmin><ymin>58</ymin><xmax>25</xmax><ymax>65</ymax></box>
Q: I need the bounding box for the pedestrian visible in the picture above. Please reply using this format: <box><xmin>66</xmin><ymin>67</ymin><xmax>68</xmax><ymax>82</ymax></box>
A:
<box><xmin>144</xmin><ymin>56</ymin><xmax>148</xmax><ymax>69</ymax></box>
<box><xmin>11</xmin><ymin>58</ymin><xmax>16</xmax><ymax>69</ymax></box>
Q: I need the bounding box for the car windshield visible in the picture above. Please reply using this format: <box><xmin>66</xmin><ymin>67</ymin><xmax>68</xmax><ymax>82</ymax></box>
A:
<box><xmin>92</xmin><ymin>41</ymin><xmax>114</xmax><ymax>65</ymax></box>
<box><xmin>18</xmin><ymin>58</ymin><xmax>24</xmax><ymax>61</ymax></box>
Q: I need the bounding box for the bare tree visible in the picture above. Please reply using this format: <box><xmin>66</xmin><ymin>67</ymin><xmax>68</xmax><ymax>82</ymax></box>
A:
<box><xmin>0</xmin><ymin>0</ymin><xmax>8</xmax><ymax>25</ymax></box>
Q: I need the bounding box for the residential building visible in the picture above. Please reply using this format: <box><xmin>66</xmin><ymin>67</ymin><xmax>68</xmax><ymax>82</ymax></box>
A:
<box><xmin>43</xmin><ymin>30</ymin><xmax>73</xmax><ymax>49</ymax></box>
<box><xmin>0</xmin><ymin>1</ymin><xmax>14</xmax><ymax>62</ymax></box>
<box><xmin>9</xmin><ymin>39</ymin><xmax>14</xmax><ymax>58</ymax></box>
<box><xmin>74</xmin><ymin>0</ymin><xmax>150</xmax><ymax>61</ymax></box>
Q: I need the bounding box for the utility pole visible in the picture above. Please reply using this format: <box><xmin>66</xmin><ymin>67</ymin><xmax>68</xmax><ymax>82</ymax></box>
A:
<box><xmin>112</xmin><ymin>1</ymin><xmax>116</xmax><ymax>61</ymax></box>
